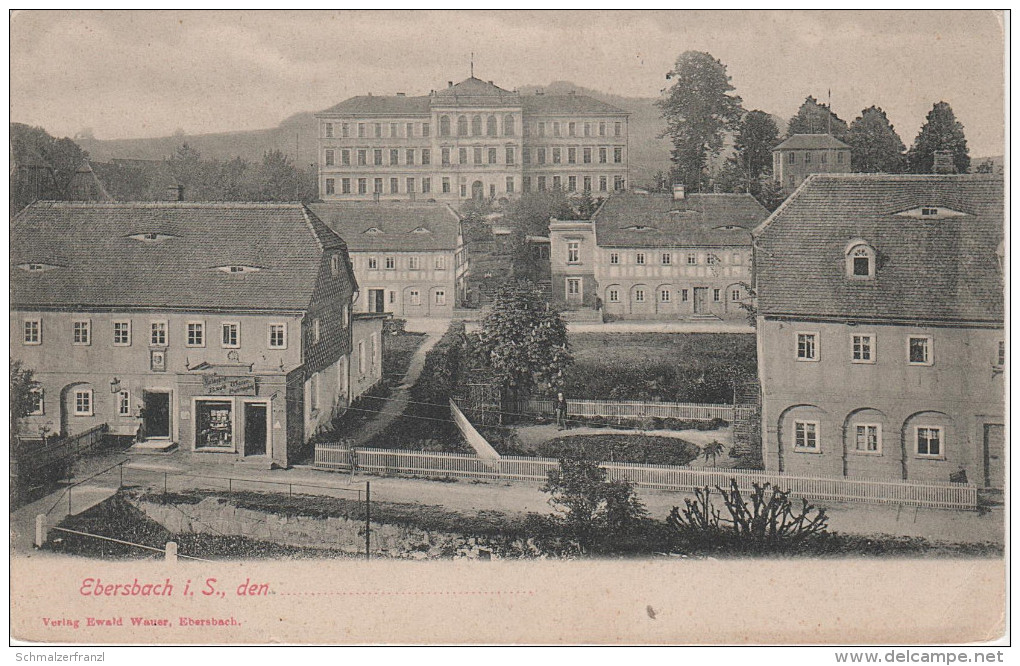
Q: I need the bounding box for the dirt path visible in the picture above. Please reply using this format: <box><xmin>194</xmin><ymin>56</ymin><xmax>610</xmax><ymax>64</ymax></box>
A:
<box><xmin>349</xmin><ymin>330</ymin><xmax>443</xmax><ymax>447</ymax></box>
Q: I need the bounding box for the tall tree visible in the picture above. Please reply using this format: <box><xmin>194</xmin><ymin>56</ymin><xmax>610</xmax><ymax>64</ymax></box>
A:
<box><xmin>473</xmin><ymin>280</ymin><xmax>573</xmax><ymax>403</ymax></box>
<box><xmin>9</xmin><ymin>360</ymin><xmax>38</xmax><ymax>441</ymax></box>
<box><xmin>786</xmin><ymin>96</ymin><xmax>849</xmax><ymax>140</ymax></box>
<box><xmin>906</xmin><ymin>101</ymin><xmax>971</xmax><ymax>174</ymax></box>
<box><xmin>657</xmin><ymin>51</ymin><xmax>743</xmax><ymax>192</ymax></box>
<box><xmin>730</xmin><ymin>110</ymin><xmax>780</xmax><ymax>195</ymax></box>
<box><xmin>502</xmin><ymin>190</ymin><xmax>575</xmax><ymax>279</ymax></box>
<box><xmin>845</xmin><ymin>106</ymin><xmax>907</xmax><ymax>173</ymax></box>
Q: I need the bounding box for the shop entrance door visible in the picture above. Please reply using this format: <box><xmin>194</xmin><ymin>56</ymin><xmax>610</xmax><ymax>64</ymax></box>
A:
<box><xmin>143</xmin><ymin>391</ymin><xmax>170</xmax><ymax>439</ymax></box>
<box><xmin>244</xmin><ymin>403</ymin><xmax>267</xmax><ymax>456</ymax></box>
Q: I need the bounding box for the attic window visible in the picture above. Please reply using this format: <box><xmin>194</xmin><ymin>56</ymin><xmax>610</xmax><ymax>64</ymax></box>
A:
<box><xmin>717</xmin><ymin>225</ymin><xmax>742</xmax><ymax>231</ymax></box>
<box><xmin>127</xmin><ymin>232</ymin><xmax>174</xmax><ymax>243</ymax></box>
<box><xmin>18</xmin><ymin>263</ymin><xmax>57</xmax><ymax>273</ymax></box>
<box><xmin>624</xmin><ymin>225</ymin><xmax>656</xmax><ymax>231</ymax></box>
<box><xmin>216</xmin><ymin>265</ymin><xmax>261</xmax><ymax>274</ymax></box>
<box><xmin>921</xmin><ymin>207</ymin><xmax>938</xmax><ymax>217</ymax></box>
<box><xmin>894</xmin><ymin>207</ymin><xmax>966</xmax><ymax>220</ymax></box>
<box><xmin>410</xmin><ymin>226</ymin><xmax>432</xmax><ymax>234</ymax></box>
<box><xmin>363</xmin><ymin>227</ymin><xmax>384</xmax><ymax>235</ymax></box>
<box><xmin>845</xmin><ymin>242</ymin><xmax>876</xmax><ymax>280</ymax></box>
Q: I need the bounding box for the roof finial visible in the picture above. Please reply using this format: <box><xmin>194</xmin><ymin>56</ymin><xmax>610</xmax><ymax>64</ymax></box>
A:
<box><xmin>470</xmin><ymin>52</ymin><xmax>474</xmax><ymax>78</ymax></box>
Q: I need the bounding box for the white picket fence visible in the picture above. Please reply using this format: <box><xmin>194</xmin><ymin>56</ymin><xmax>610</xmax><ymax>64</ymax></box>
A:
<box><xmin>313</xmin><ymin>443</ymin><xmax>977</xmax><ymax>509</ymax></box>
<box><xmin>511</xmin><ymin>398</ymin><xmax>734</xmax><ymax>421</ymax></box>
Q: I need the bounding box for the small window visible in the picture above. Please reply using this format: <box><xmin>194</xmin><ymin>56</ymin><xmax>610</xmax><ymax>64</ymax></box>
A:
<box><xmin>112</xmin><ymin>320</ymin><xmax>131</xmax><ymax>347</ymax></box>
<box><xmin>794</xmin><ymin>421</ymin><xmax>818</xmax><ymax>451</ymax></box>
<box><xmin>150</xmin><ymin>321</ymin><xmax>167</xmax><ymax>346</ymax></box>
<box><xmin>636</xmin><ymin>253</ymin><xmax>645</xmax><ymax>265</ymax></box>
<box><xmin>325</xmin><ymin>149</ymin><xmax>335</xmax><ymax>166</ymax></box>
<box><xmin>687</xmin><ymin>254</ymin><xmax>697</xmax><ymax>265</ymax></box>
<box><xmin>634</xmin><ymin>289</ymin><xmax>645</xmax><ymax>303</ymax></box>
<box><xmin>921</xmin><ymin>207</ymin><xmax>939</xmax><ymax>217</ymax></box>
<box><xmin>610</xmin><ymin>253</ymin><xmax>619</xmax><ymax>265</ymax></box>
<box><xmin>567</xmin><ymin>242</ymin><xmax>580</xmax><ymax>263</ymax></box>
<box><xmin>852</xmin><ymin>334</ymin><xmax>874</xmax><ymax>363</ymax></box>
<box><xmin>28</xmin><ymin>387</ymin><xmax>44</xmax><ymax>415</ymax></box>
<box><xmin>434</xmin><ymin>290</ymin><xmax>446</xmax><ymax>306</ymax></box>
<box><xmin>73</xmin><ymin>389</ymin><xmax>94</xmax><ymax>416</ymax></box>
<box><xmin>435</xmin><ymin>256</ymin><xmax>446</xmax><ymax>270</ymax></box>
<box><xmin>325</xmin><ymin>179</ymin><xmax>335</xmax><ymax>195</ymax></box>
<box><xmin>408</xmin><ymin>256</ymin><xmax>420</xmax><ymax>270</ymax></box>
<box><xmin>713</xmin><ymin>289</ymin><xmax>721</xmax><ymax>302</ymax></box>
<box><xmin>186</xmin><ymin>321</ymin><xmax>205</xmax><ymax>348</ymax></box>
<box><xmin>324</xmin><ymin>123</ymin><xmax>333</xmax><ymax>138</ymax></box>
<box><xmin>331</xmin><ymin>254</ymin><xmax>341</xmax><ymax>277</ymax></box>
<box><xmin>221</xmin><ymin>322</ymin><xmax>240</xmax><ymax>348</ymax></box>
<box><xmin>567</xmin><ymin>278</ymin><xmax>581</xmax><ymax>296</ymax></box>
<box><xmin>608</xmin><ymin>289</ymin><xmax>619</xmax><ymax>303</ymax></box>
<box><xmin>916</xmin><ymin>426</ymin><xmax>943</xmax><ymax>458</ymax></box>
<box><xmin>269</xmin><ymin>323</ymin><xmax>287</xmax><ymax>349</ymax></box>
<box><xmin>661</xmin><ymin>253</ymin><xmax>671</xmax><ymax>265</ymax></box>
<box><xmin>681</xmin><ymin>289</ymin><xmax>689</xmax><ymax>302</ymax></box>
<box><xmin>72</xmin><ymin>320</ymin><xmax>91</xmax><ymax>346</ymax></box>
<box><xmin>23</xmin><ymin>319</ymin><xmax>41</xmax><ymax>345</ymax></box>
<box><xmin>796</xmin><ymin>332</ymin><xmax>818</xmax><ymax>361</ymax></box>
<box><xmin>996</xmin><ymin>341</ymin><xmax>1005</xmax><ymax>368</ymax></box>
<box><xmin>118</xmin><ymin>390</ymin><xmax>131</xmax><ymax>417</ymax></box>
<box><xmin>409</xmin><ymin>290</ymin><xmax>421</xmax><ymax>306</ymax></box>
<box><xmin>854</xmin><ymin>424</ymin><xmax>881</xmax><ymax>454</ymax></box>
<box><xmin>847</xmin><ymin>243</ymin><xmax>875</xmax><ymax>279</ymax></box>
<box><xmin>908</xmin><ymin>336</ymin><xmax>932</xmax><ymax>366</ymax></box>
<box><xmin>368</xmin><ymin>257</ymin><xmax>378</xmax><ymax>270</ymax></box>
<box><xmin>659</xmin><ymin>289</ymin><xmax>671</xmax><ymax>302</ymax></box>
<box><xmin>731</xmin><ymin>289</ymin><xmax>740</xmax><ymax>301</ymax></box>
<box><xmin>385</xmin><ymin>257</ymin><xmax>395</xmax><ymax>270</ymax></box>
<box><xmin>706</xmin><ymin>254</ymin><xmax>717</xmax><ymax>265</ymax></box>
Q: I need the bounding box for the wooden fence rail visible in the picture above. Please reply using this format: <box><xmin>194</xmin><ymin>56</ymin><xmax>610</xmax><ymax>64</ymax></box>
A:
<box><xmin>510</xmin><ymin>399</ymin><xmax>735</xmax><ymax>422</ymax></box>
<box><xmin>313</xmin><ymin>442</ymin><xmax>977</xmax><ymax>509</ymax></box>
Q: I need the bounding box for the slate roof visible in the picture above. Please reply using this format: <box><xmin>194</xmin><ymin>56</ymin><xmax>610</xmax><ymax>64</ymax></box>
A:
<box><xmin>774</xmin><ymin>134</ymin><xmax>850</xmax><ymax>151</ymax></box>
<box><xmin>591</xmin><ymin>192</ymin><xmax>769</xmax><ymax>248</ymax></box>
<box><xmin>11</xmin><ymin>202</ymin><xmax>354</xmax><ymax>312</ymax></box>
<box><xmin>317</xmin><ymin>77</ymin><xmax>627</xmax><ymax>116</ymax></box>
<box><xmin>308</xmin><ymin>202</ymin><xmax>461</xmax><ymax>252</ymax></box>
<box><xmin>753</xmin><ymin>174</ymin><xmax>1004</xmax><ymax>324</ymax></box>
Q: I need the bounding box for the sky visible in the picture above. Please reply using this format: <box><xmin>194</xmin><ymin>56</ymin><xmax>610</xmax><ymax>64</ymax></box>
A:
<box><xmin>9</xmin><ymin>10</ymin><xmax>1007</xmax><ymax>157</ymax></box>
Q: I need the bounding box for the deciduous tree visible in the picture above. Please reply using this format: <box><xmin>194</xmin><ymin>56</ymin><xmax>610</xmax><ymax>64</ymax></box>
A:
<box><xmin>846</xmin><ymin>106</ymin><xmax>906</xmax><ymax>173</ymax></box>
<box><xmin>731</xmin><ymin>110</ymin><xmax>780</xmax><ymax>195</ymax></box>
<box><xmin>657</xmin><ymin>51</ymin><xmax>743</xmax><ymax>192</ymax></box>
<box><xmin>786</xmin><ymin>96</ymin><xmax>848</xmax><ymax>140</ymax></box>
<box><xmin>906</xmin><ymin>101</ymin><xmax>971</xmax><ymax>174</ymax></box>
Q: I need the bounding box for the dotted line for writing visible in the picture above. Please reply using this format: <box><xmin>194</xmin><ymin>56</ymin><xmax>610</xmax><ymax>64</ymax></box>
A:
<box><xmin>276</xmin><ymin>590</ymin><xmax>535</xmax><ymax>597</ymax></box>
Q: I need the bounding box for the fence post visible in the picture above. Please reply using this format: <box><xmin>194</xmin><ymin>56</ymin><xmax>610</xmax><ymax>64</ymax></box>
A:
<box><xmin>364</xmin><ymin>481</ymin><xmax>371</xmax><ymax>561</ymax></box>
<box><xmin>119</xmin><ymin>463</ymin><xmax>124</xmax><ymax>489</ymax></box>
<box><xmin>165</xmin><ymin>541</ymin><xmax>178</xmax><ymax>563</ymax></box>
<box><xmin>35</xmin><ymin>514</ymin><xmax>47</xmax><ymax>548</ymax></box>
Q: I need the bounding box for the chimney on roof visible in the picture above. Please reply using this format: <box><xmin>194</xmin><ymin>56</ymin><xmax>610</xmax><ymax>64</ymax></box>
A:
<box><xmin>396</xmin><ymin>92</ymin><xmax>405</xmax><ymax>97</ymax></box>
<box><xmin>448</xmin><ymin>81</ymin><xmax>454</xmax><ymax>88</ymax></box>
<box><xmin>933</xmin><ymin>150</ymin><xmax>957</xmax><ymax>174</ymax></box>
<box><xmin>672</xmin><ymin>183</ymin><xmax>685</xmax><ymax>201</ymax></box>
<box><xmin>165</xmin><ymin>184</ymin><xmax>184</xmax><ymax>202</ymax></box>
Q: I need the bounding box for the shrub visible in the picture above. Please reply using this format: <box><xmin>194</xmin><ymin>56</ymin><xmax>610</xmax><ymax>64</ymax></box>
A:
<box><xmin>536</xmin><ymin>434</ymin><xmax>700</xmax><ymax>466</ymax></box>
<box><xmin>667</xmin><ymin>480</ymin><xmax>830</xmax><ymax>555</ymax></box>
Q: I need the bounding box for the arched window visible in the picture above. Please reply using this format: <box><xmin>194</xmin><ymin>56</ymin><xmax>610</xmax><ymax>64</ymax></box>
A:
<box><xmin>472</xmin><ymin>115</ymin><xmax>483</xmax><ymax>136</ymax></box>
<box><xmin>503</xmin><ymin>114</ymin><xmax>515</xmax><ymax>136</ymax></box>
<box><xmin>845</xmin><ymin>241</ymin><xmax>876</xmax><ymax>279</ymax></box>
<box><xmin>487</xmin><ymin>115</ymin><xmax>498</xmax><ymax>136</ymax></box>
<box><xmin>439</xmin><ymin>116</ymin><xmax>451</xmax><ymax>137</ymax></box>
<box><xmin>457</xmin><ymin>116</ymin><xmax>468</xmax><ymax>136</ymax></box>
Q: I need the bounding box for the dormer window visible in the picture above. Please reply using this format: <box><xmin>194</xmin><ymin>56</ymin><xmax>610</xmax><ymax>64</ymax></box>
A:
<box><xmin>18</xmin><ymin>262</ymin><xmax>57</xmax><ymax>273</ymax></box>
<box><xmin>894</xmin><ymin>206</ymin><xmax>966</xmax><ymax>220</ymax></box>
<box><xmin>330</xmin><ymin>254</ymin><xmax>341</xmax><ymax>277</ymax></box>
<box><xmin>363</xmin><ymin>227</ymin><xmax>384</xmax><ymax>235</ymax></box>
<box><xmin>410</xmin><ymin>226</ymin><xmax>431</xmax><ymax>234</ymax></box>
<box><xmin>921</xmin><ymin>207</ymin><xmax>938</xmax><ymax>217</ymax></box>
<box><xmin>624</xmin><ymin>224</ymin><xmax>657</xmax><ymax>231</ymax></box>
<box><xmin>845</xmin><ymin>241</ymin><xmax>876</xmax><ymax>279</ymax></box>
<box><xmin>127</xmin><ymin>232</ymin><xmax>174</xmax><ymax>243</ymax></box>
<box><xmin>216</xmin><ymin>265</ymin><xmax>261</xmax><ymax>274</ymax></box>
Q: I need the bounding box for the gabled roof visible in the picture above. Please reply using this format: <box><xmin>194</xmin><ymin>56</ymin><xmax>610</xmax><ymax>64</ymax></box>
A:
<box><xmin>774</xmin><ymin>133</ymin><xmax>850</xmax><ymax>151</ymax></box>
<box><xmin>66</xmin><ymin>160</ymin><xmax>113</xmax><ymax>202</ymax></box>
<box><xmin>317</xmin><ymin>95</ymin><xmax>432</xmax><ymax>116</ymax></box>
<box><xmin>308</xmin><ymin>201</ymin><xmax>461</xmax><ymax>252</ymax></box>
<box><xmin>521</xmin><ymin>94</ymin><xmax>628</xmax><ymax>116</ymax></box>
<box><xmin>591</xmin><ymin>192</ymin><xmax>769</xmax><ymax>248</ymax></box>
<box><xmin>11</xmin><ymin>202</ymin><xmax>353</xmax><ymax>312</ymax></box>
<box><xmin>754</xmin><ymin>174</ymin><xmax>1004</xmax><ymax>324</ymax></box>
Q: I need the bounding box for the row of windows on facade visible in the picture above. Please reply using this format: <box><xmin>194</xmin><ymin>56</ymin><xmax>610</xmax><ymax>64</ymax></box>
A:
<box><xmin>783</xmin><ymin>150</ymin><xmax>847</xmax><ymax>165</ymax></box>
<box><xmin>323</xmin><ymin>145</ymin><xmax>625</xmax><ymax>168</ymax></box>
<box><xmin>598</xmin><ymin>285</ymin><xmax>741</xmax><ymax>304</ymax></box>
<box><xmin>364</xmin><ymin>255</ymin><xmax>447</xmax><ymax>271</ymax></box>
<box><xmin>367</xmin><ymin>288</ymin><xmax>447</xmax><ymax>307</ymax></box>
<box><xmin>567</xmin><ymin>245</ymin><xmax>746</xmax><ymax>266</ymax></box>
<box><xmin>19</xmin><ymin>316</ymin><xmax>349</xmax><ymax>350</ymax></box>
<box><xmin>794</xmin><ymin>331</ymin><xmax>1006</xmax><ymax>368</ymax></box>
<box><xmin>791</xmin><ymin>420</ymin><xmax>945</xmax><ymax>459</ymax></box>
<box><xmin>325</xmin><ymin>174</ymin><xmax>625</xmax><ymax>196</ymax></box>
<box><xmin>323</xmin><ymin>118</ymin><xmax>624</xmax><ymax>140</ymax></box>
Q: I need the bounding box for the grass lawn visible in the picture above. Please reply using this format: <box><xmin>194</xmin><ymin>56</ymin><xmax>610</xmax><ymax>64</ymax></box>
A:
<box><xmin>382</xmin><ymin>331</ymin><xmax>427</xmax><ymax>384</ymax></box>
<box><xmin>564</xmin><ymin>332</ymin><xmax>757</xmax><ymax>403</ymax></box>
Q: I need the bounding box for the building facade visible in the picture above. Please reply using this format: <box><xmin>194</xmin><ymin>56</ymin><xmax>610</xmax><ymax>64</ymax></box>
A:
<box><xmin>11</xmin><ymin>201</ymin><xmax>381</xmax><ymax>467</ymax></box>
<box><xmin>315</xmin><ymin>77</ymin><xmax>630</xmax><ymax>203</ymax></box>
<box><xmin>310</xmin><ymin>201</ymin><xmax>466</xmax><ymax>317</ymax></box>
<box><xmin>772</xmin><ymin>133</ymin><xmax>851</xmax><ymax>193</ymax></box>
<box><xmin>549</xmin><ymin>187</ymin><xmax>768</xmax><ymax>319</ymax></box>
<box><xmin>754</xmin><ymin>174</ymin><xmax>1005</xmax><ymax>488</ymax></box>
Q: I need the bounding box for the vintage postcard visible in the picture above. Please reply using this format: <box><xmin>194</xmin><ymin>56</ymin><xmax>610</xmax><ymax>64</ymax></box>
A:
<box><xmin>8</xmin><ymin>10</ymin><xmax>1007</xmax><ymax>648</ymax></box>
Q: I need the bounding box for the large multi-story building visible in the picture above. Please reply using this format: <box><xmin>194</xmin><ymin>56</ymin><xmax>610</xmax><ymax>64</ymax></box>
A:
<box><xmin>309</xmin><ymin>201</ymin><xmax>467</xmax><ymax>317</ymax></box>
<box><xmin>549</xmin><ymin>186</ymin><xmax>769</xmax><ymax>319</ymax></box>
<box><xmin>754</xmin><ymin>174</ymin><xmax>1004</xmax><ymax>487</ymax></box>
<box><xmin>11</xmin><ymin>201</ymin><xmax>382</xmax><ymax>467</ymax></box>
<box><xmin>315</xmin><ymin>76</ymin><xmax>630</xmax><ymax>203</ymax></box>
<box><xmin>772</xmin><ymin>133</ymin><xmax>851</xmax><ymax>193</ymax></box>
